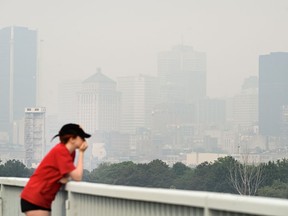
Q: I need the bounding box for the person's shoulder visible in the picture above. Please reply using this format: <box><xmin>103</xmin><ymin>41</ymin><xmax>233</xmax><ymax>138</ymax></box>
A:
<box><xmin>53</xmin><ymin>143</ymin><xmax>71</xmax><ymax>156</ymax></box>
<box><xmin>48</xmin><ymin>143</ymin><xmax>65</xmax><ymax>154</ymax></box>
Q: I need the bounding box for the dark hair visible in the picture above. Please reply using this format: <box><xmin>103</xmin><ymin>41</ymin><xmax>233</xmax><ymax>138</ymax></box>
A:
<box><xmin>60</xmin><ymin>134</ymin><xmax>78</xmax><ymax>144</ymax></box>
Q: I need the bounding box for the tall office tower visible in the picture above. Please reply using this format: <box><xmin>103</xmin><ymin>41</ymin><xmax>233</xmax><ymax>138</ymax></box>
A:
<box><xmin>117</xmin><ymin>74</ymin><xmax>159</xmax><ymax>134</ymax></box>
<box><xmin>158</xmin><ymin>45</ymin><xmax>206</xmax><ymax>104</ymax></box>
<box><xmin>233</xmin><ymin>76</ymin><xmax>258</xmax><ymax>130</ymax></box>
<box><xmin>58</xmin><ymin>80</ymin><xmax>81</xmax><ymax>125</ymax></box>
<box><xmin>0</xmin><ymin>26</ymin><xmax>37</xmax><ymax>143</ymax></box>
<box><xmin>259</xmin><ymin>52</ymin><xmax>288</xmax><ymax>136</ymax></box>
<box><xmin>78</xmin><ymin>70</ymin><xmax>120</xmax><ymax>134</ymax></box>
<box><xmin>198</xmin><ymin>98</ymin><xmax>226</xmax><ymax>128</ymax></box>
<box><xmin>24</xmin><ymin>107</ymin><xmax>46</xmax><ymax>168</ymax></box>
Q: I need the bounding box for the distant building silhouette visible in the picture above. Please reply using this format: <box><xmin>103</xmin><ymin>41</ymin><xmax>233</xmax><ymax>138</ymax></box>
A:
<box><xmin>158</xmin><ymin>45</ymin><xmax>206</xmax><ymax>104</ymax></box>
<box><xmin>281</xmin><ymin>105</ymin><xmax>288</xmax><ymax>140</ymax></box>
<box><xmin>24</xmin><ymin>107</ymin><xmax>46</xmax><ymax>168</ymax></box>
<box><xmin>117</xmin><ymin>74</ymin><xmax>158</xmax><ymax>133</ymax></box>
<box><xmin>233</xmin><ymin>76</ymin><xmax>258</xmax><ymax>129</ymax></box>
<box><xmin>198</xmin><ymin>98</ymin><xmax>226</xmax><ymax>127</ymax></box>
<box><xmin>259</xmin><ymin>52</ymin><xmax>288</xmax><ymax>136</ymax></box>
<box><xmin>0</xmin><ymin>26</ymin><xmax>37</xmax><ymax>144</ymax></box>
<box><xmin>151</xmin><ymin>103</ymin><xmax>195</xmax><ymax>150</ymax></box>
<box><xmin>241</xmin><ymin>76</ymin><xmax>258</xmax><ymax>90</ymax></box>
<box><xmin>153</xmin><ymin>45</ymin><xmax>206</xmax><ymax>150</ymax></box>
<box><xmin>58</xmin><ymin>80</ymin><xmax>81</xmax><ymax>126</ymax></box>
<box><xmin>78</xmin><ymin>69</ymin><xmax>120</xmax><ymax>133</ymax></box>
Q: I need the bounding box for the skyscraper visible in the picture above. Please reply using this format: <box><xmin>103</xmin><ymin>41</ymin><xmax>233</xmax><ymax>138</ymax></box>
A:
<box><xmin>0</xmin><ymin>26</ymin><xmax>37</xmax><ymax>143</ymax></box>
<box><xmin>158</xmin><ymin>45</ymin><xmax>206</xmax><ymax>104</ymax></box>
<box><xmin>259</xmin><ymin>52</ymin><xmax>288</xmax><ymax>136</ymax></box>
<box><xmin>198</xmin><ymin>98</ymin><xmax>226</xmax><ymax>127</ymax></box>
<box><xmin>78</xmin><ymin>69</ymin><xmax>120</xmax><ymax>133</ymax></box>
<box><xmin>24</xmin><ymin>107</ymin><xmax>46</xmax><ymax>167</ymax></box>
<box><xmin>154</xmin><ymin>45</ymin><xmax>206</xmax><ymax>148</ymax></box>
<box><xmin>117</xmin><ymin>74</ymin><xmax>159</xmax><ymax>133</ymax></box>
<box><xmin>233</xmin><ymin>76</ymin><xmax>258</xmax><ymax>129</ymax></box>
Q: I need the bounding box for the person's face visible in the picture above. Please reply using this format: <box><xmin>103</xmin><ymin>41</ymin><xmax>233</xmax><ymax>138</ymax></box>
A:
<box><xmin>71</xmin><ymin>136</ymin><xmax>85</xmax><ymax>148</ymax></box>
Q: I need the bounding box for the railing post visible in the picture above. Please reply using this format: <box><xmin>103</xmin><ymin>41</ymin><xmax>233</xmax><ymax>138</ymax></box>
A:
<box><xmin>65</xmin><ymin>198</ymin><xmax>70</xmax><ymax>216</ymax></box>
<box><xmin>65</xmin><ymin>191</ymin><xmax>72</xmax><ymax>216</ymax></box>
<box><xmin>0</xmin><ymin>184</ymin><xmax>3</xmax><ymax>216</ymax></box>
<box><xmin>204</xmin><ymin>207</ymin><xmax>211</xmax><ymax>216</ymax></box>
<box><xmin>0</xmin><ymin>198</ymin><xmax>2</xmax><ymax>216</ymax></box>
<box><xmin>204</xmin><ymin>196</ymin><xmax>211</xmax><ymax>216</ymax></box>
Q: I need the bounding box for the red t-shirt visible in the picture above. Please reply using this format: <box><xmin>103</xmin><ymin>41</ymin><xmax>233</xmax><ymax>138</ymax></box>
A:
<box><xmin>21</xmin><ymin>143</ymin><xmax>76</xmax><ymax>209</ymax></box>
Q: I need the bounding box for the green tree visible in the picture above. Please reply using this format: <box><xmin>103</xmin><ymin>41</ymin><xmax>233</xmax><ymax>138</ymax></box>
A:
<box><xmin>0</xmin><ymin>160</ymin><xmax>32</xmax><ymax>177</ymax></box>
<box><xmin>89</xmin><ymin>161</ymin><xmax>138</xmax><ymax>185</ymax></box>
<box><xmin>172</xmin><ymin>162</ymin><xmax>190</xmax><ymax>176</ymax></box>
<box><xmin>187</xmin><ymin>157</ymin><xmax>236</xmax><ymax>193</ymax></box>
<box><xmin>264</xmin><ymin>159</ymin><xmax>288</xmax><ymax>184</ymax></box>
<box><xmin>212</xmin><ymin>156</ymin><xmax>238</xmax><ymax>193</ymax></box>
<box><xmin>188</xmin><ymin>161</ymin><xmax>213</xmax><ymax>191</ymax></box>
<box><xmin>172</xmin><ymin>168</ymin><xmax>194</xmax><ymax>190</ymax></box>
<box><xmin>85</xmin><ymin>156</ymin><xmax>288</xmax><ymax>198</ymax></box>
<box><xmin>145</xmin><ymin>159</ymin><xmax>173</xmax><ymax>188</ymax></box>
<box><xmin>88</xmin><ymin>160</ymin><xmax>174</xmax><ymax>188</ymax></box>
<box><xmin>257</xmin><ymin>180</ymin><xmax>288</xmax><ymax>199</ymax></box>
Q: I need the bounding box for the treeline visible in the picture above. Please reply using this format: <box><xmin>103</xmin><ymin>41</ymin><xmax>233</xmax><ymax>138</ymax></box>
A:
<box><xmin>0</xmin><ymin>159</ymin><xmax>34</xmax><ymax>177</ymax></box>
<box><xmin>1</xmin><ymin>157</ymin><xmax>288</xmax><ymax>199</ymax></box>
<box><xmin>85</xmin><ymin>157</ymin><xmax>288</xmax><ymax>199</ymax></box>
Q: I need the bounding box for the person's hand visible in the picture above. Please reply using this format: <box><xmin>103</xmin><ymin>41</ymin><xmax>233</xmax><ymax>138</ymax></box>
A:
<box><xmin>79</xmin><ymin>141</ymin><xmax>88</xmax><ymax>152</ymax></box>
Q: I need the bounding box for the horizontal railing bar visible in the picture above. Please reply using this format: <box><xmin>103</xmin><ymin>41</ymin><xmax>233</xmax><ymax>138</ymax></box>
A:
<box><xmin>65</xmin><ymin>181</ymin><xmax>288</xmax><ymax>216</ymax></box>
<box><xmin>1</xmin><ymin>177</ymin><xmax>288</xmax><ymax>216</ymax></box>
<box><xmin>0</xmin><ymin>177</ymin><xmax>28</xmax><ymax>187</ymax></box>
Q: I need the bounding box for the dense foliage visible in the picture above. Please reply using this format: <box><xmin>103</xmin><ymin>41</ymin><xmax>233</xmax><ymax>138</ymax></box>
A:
<box><xmin>0</xmin><ymin>159</ymin><xmax>33</xmax><ymax>177</ymax></box>
<box><xmin>85</xmin><ymin>156</ymin><xmax>288</xmax><ymax>198</ymax></box>
<box><xmin>1</xmin><ymin>157</ymin><xmax>288</xmax><ymax>199</ymax></box>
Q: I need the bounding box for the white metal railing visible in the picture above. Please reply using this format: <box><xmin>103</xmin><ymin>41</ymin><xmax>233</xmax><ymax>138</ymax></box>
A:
<box><xmin>1</xmin><ymin>177</ymin><xmax>288</xmax><ymax>216</ymax></box>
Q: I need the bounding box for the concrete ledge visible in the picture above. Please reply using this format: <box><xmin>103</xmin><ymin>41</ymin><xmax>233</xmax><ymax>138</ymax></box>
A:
<box><xmin>1</xmin><ymin>178</ymin><xmax>288</xmax><ymax>216</ymax></box>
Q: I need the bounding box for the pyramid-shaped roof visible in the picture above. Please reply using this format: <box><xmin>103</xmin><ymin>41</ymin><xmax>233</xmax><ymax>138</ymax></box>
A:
<box><xmin>83</xmin><ymin>71</ymin><xmax>115</xmax><ymax>84</ymax></box>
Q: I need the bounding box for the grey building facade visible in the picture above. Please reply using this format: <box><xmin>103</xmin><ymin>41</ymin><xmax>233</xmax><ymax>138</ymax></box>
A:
<box><xmin>157</xmin><ymin>45</ymin><xmax>206</xmax><ymax>104</ymax></box>
<box><xmin>259</xmin><ymin>52</ymin><xmax>288</xmax><ymax>136</ymax></box>
<box><xmin>78</xmin><ymin>70</ymin><xmax>120</xmax><ymax>134</ymax></box>
<box><xmin>0</xmin><ymin>26</ymin><xmax>37</xmax><ymax>144</ymax></box>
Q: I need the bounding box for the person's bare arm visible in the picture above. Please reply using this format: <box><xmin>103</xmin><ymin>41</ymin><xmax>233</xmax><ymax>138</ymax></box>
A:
<box><xmin>69</xmin><ymin>142</ymin><xmax>88</xmax><ymax>181</ymax></box>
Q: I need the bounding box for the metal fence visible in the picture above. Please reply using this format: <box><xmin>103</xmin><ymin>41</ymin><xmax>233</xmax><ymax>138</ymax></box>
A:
<box><xmin>1</xmin><ymin>177</ymin><xmax>288</xmax><ymax>216</ymax></box>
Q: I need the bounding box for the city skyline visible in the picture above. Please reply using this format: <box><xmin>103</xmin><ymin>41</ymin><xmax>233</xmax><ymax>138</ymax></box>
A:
<box><xmin>1</xmin><ymin>1</ymin><xmax>288</xmax><ymax>167</ymax></box>
<box><xmin>1</xmin><ymin>0</ymin><xmax>288</xmax><ymax>114</ymax></box>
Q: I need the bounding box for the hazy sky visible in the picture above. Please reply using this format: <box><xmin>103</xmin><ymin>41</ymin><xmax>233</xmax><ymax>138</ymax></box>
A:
<box><xmin>1</xmin><ymin>0</ymin><xmax>288</xmax><ymax>114</ymax></box>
